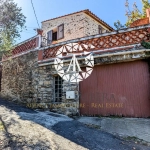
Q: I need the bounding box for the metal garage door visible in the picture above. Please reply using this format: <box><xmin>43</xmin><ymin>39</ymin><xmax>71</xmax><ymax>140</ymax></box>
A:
<box><xmin>79</xmin><ymin>60</ymin><xmax>150</xmax><ymax>117</ymax></box>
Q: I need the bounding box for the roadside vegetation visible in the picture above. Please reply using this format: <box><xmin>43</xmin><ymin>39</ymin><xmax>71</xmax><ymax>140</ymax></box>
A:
<box><xmin>0</xmin><ymin>0</ymin><xmax>26</xmax><ymax>58</ymax></box>
<box><xmin>114</xmin><ymin>0</ymin><xmax>150</xmax><ymax>30</ymax></box>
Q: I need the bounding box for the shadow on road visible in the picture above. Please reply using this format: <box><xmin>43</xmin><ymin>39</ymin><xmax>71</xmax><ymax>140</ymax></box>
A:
<box><xmin>0</xmin><ymin>98</ymin><xmax>149</xmax><ymax>150</ymax></box>
<box><xmin>0</xmin><ymin>101</ymin><xmax>51</xmax><ymax>149</ymax></box>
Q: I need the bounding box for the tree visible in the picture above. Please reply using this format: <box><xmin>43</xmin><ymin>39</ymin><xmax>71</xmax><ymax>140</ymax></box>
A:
<box><xmin>0</xmin><ymin>0</ymin><xmax>26</xmax><ymax>55</ymax></box>
<box><xmin>142</xmin><ymin>0</ymin><xmax>150</xmax><ymax>17</ymax></box>
<box><xmin>125</xmin><ymin>0</ymin><xmax>150</xmax><ymax>26</ymax></box>
<box><xmin>114</xmin><ymin>0</ymin><xmax>150</xmax><ymax>29</ymax></box>
<box><xmin>0</xmin><ymin>30</ymin><xmax>13</xmax><ymax>51</ymax></box>
<box><xmin>114</xmin><ymin>20</ymin><xmax>126</xmax><ymax>30</ymax></box>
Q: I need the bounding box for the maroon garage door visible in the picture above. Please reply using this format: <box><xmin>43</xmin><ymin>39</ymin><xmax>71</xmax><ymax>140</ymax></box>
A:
<box><xmin>80</xmin><ymin>60</ymin><xmax>150</xmax><ymax>118</ymax></box>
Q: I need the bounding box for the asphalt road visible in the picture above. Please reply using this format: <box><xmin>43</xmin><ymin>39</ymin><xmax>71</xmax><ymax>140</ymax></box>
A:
<box><xmin>0</xmin><ymin>99</ymin><xmax>149</xmax><ymax>150</ymax></box>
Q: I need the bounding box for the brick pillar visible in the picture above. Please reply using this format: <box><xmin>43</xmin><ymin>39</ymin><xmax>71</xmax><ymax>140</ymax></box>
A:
<box><xmin>37</xmin><ymin>29</ymin><xmax>43</xmax><ymax>35</ymax></box>
<box><xmin>38</xmin><ymin>50</ymin><xmax>43</xmax><ymax>61</ymax></box>
<box><xmin>146</xmin><ymin>8</ymin><xmax>150</xmax><ymax>23</ymax></box>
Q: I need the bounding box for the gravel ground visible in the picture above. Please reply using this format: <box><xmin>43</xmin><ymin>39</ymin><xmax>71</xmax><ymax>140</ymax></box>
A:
<box><xmin>0</xmin><ymin>99</ymin><xmax>150</xmax><ymax>150</ymax></box>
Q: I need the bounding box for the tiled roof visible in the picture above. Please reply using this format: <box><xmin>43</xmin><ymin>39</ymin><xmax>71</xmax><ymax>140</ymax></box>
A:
<box><xmin>42</xmin><ymin>9</ymin><xmax>114</xmax><ymax>31</ymax></box>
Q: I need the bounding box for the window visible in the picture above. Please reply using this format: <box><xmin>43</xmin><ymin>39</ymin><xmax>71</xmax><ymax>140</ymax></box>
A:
<box><xmin>52</xmin><ymin>32</ymin><xmax>57</xmax><ymax>41</ymax></box>
<box><xmin>47</xmin><ymin>24</ymin><xmax>64</xmax><ymax>45</ymax></box>
<box><xmin>54</xmin><ymin>76</ymin><xmax>63</xmax><ymax>102</ymax></box>
<box><xmin>98</xmin><ymin>25</ymin><xmax>103</xmax><ymax>34</ymax></box>
<box><xmin>98</xmin><ymin>25</ymin><xmax>108</xmax><ymax>34</ymax></box>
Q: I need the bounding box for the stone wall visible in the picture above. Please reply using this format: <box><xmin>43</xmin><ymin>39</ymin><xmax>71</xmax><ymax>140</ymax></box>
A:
<box><xmin>36</xmin><ymin>64</ymin><xmax>79</xmax><ymax>115</ymax></box>
<box><xmin>42</xmin><ymin>12</ymin><xmax>110</xmax><ymax>44</ymax></box>
<box><xmin>1</xmin><ymin>46</ymin><xmax>149</xmax><ymax>116</ymax></box>
<box><xmin>1</xmin><ymin>51</ymin><xmax>38</xmax><ymax>103</ymax></box>
<box><xmin>84</xmin><ymin>14</ymin><xmax>109</xmax><ymax>36</ymax></box>
<box><xmin>0</xmin><ymin>51</ymin><xmax>79</xmax><ymax>116</ymax></box>
<box><xmin>42</xmin><ymin>12</ymin><xmax>85</xmax><ymax>44</ymax></box>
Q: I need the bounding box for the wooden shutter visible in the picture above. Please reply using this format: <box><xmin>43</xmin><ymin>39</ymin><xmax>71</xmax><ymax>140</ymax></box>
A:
<box><xmin>98</xmin><ymin>25</ymin><xmax>102</xmax><ymax>34</ymax></box>
<box><xmin>57</xmin><ymin>24</ymin><xmax>64</xmax><ymax>40</ymax></box>
<box><xmin>47</xmin><ymin>30</ymin><xmax>52</xmax><ymax>45</ymax></box>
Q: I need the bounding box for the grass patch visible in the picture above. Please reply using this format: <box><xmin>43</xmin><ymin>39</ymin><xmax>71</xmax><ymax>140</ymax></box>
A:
<box><xmin>123</xmin><ymin>136</ymin><xmax>150</xmax><ymax>146</ymax></box>
<box><xmin>125</xmin><ymin>136</ymin><xmax>138</xmax><ymax>141</ymax></box>
<box><xmin>85</xmin><ymin>123</ymin><xmax>101</xmax><ymax>129</ymax></box>
<box><xmin>0</xmin><ymin>122</ymin><xmax>4</xmax><ymax>131</ymax></box>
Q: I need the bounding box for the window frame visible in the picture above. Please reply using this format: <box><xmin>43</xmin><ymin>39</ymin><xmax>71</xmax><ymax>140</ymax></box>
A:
<box><xmin>47</xmin><ymin>30</ymin><xmax>53</xmax><ymax>45</ymax></box>
<box><xmin>52</xmin><ymin>31</ymin><xmax>57</xmax><ymax>41</ymax></box>
<box><xmin>54</xmin><ymin>75</ymin><xmax>63</xmax><ymax>102</ymax></box>
<box><xmin>57</xmin><ymin>24</ymin><xmax>64</xmax><ymax>40</ymax></box>
<box><xmin>98</xmin><ymin>25</ymin><xmax>103</xmax><ymax>34</ymax></box>
<box><xmin>47</xmin><ymin>24</ymin><xmax>64</xmax><ymax>45</ymax></box>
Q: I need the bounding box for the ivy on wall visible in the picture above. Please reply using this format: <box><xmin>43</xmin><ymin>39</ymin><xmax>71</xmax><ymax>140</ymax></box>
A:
<box><xmin>141</xmin><ymin>40</ymin><xmax>150</xmax><ymax>49</ymax></box>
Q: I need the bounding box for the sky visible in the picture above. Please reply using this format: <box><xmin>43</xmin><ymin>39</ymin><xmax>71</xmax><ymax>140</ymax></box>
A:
<box><xmin>13</xmin><ymin>0</ymin><xmax>143</xmax><ymax>44</ymax></box>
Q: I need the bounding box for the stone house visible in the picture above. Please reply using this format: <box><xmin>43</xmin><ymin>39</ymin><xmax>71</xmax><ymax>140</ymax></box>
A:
<box><xmin>41</xmin><ymin>9</ymin><xmax>114</xmax><ymax>46</ymax></box>
<box><xmin>0</xmin><ymin>9</ymin><xmax>150</xmax><ymax>117</ymax></box>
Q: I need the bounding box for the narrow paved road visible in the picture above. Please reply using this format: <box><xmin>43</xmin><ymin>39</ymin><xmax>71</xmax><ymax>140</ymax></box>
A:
<box><xmin>0</xmin><ymin>99</ymin><xmax>149</xmax><ymax>150</ymax></box>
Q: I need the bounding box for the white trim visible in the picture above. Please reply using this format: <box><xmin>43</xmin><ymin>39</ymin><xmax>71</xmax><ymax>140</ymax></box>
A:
<box><xmin>37</xmin><ymin>44</ymin><xmax>140</xmax><ymax>63</ymax></box>
<box><xmin>15</xmin><ymin>35</ymin><xmax>38</xmax><ymax>47</ymax></box>
<box><xmin>1</xmin><ymin>24</ymin><xmax>150</xmax><ymax>63</ymax></box>
<box><xmin>38</xmin><ymin>49</ymin><xmax>150</xmax><ymax>66</ymax></box>
<box><xmin>1</xmin><ymin>48</ymin><xmax>38</xmax><ymax>62</ymax></box>
<box><xmin>1</xmin><ymin>35</ymin><xmax>41</xmax><ymax>62</ymax></box>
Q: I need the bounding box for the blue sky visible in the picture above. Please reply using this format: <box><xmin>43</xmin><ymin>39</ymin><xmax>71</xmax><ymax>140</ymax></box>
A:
<box><xmin>14</xmin><ymin>0</ymin><xmax>143</xmax><ymax>43</ymax></box>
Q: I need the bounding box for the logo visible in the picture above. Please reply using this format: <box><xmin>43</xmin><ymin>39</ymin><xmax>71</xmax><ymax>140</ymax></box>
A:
<box><xmin>54</xmin><ymin>43</ymin><xmax>95</xmax><ymax>83</ymax></box>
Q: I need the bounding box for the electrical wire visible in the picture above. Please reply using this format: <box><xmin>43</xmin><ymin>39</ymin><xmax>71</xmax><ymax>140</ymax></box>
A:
<box><xmin>21</xmin><ymin>31</ymin><xmax>36</xmax><ymax>34</ymax></box>
<box><xmin>30</xmin><ymin>0</ymin><xmax>40</xmax><ymax>28</ymax></box>
<box><xmin>22</xmin><ymin>29</ymin><xmax>36</xmax><ymax>33</ymax></box>
<box><xmin>25</xmin><ymin>26</ymin><xmax>38</xmax><ymax>29</ymax></box>
<box><xmin>20</xmin><ymin>28</ymin><xmax>36</xmax><ymax>34</ymax></box>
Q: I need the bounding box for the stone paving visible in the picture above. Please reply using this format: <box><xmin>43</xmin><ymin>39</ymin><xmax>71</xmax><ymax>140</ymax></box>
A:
<box><xmin>0</xmin><ymin>99</ymin><xmax>150</xmax><ymax>150</ymax></box>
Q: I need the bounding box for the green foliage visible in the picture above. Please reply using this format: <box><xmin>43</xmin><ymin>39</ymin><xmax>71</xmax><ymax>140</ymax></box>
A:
<box><xmin>0</xmin><ymin>30</ymin><xmax>14</xmax><ymax>51</ymax></box>
<box><xmin>0</xmin><ymin>0</ymin><xmax>26</xmax><ymax>53</ymax></box>
<box><xmin>125</xmin><ymin>0</ymin><xmax>150</xmax><ymax>27</ymax></box>
<box><xmin>141</xmin><ymin>40</ymin><xmax>150</xmax><ymax>48</ymax></box>
<box><xmin>114</xmin><ymin>20</ymin><xmax>126</xmax><ymax>30</ymax></box>
<box><xmin>114</xmin><ymin>0</ymin><xmax>150</xmax><ymax>29</ymax></box>
<box><xmin>142</xmin><ymin>0</ymin><xmax>150</xmax><ymax>17</ymax></box>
